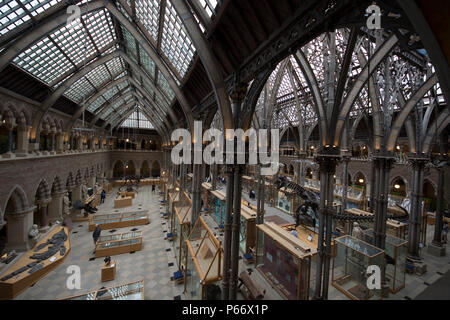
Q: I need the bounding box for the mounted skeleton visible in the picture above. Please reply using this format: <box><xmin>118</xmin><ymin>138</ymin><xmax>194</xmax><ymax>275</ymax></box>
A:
<box><xmin>274</xmin><ymin>173</ymin><xmax>409</xmax><ymax>229</ymax></box>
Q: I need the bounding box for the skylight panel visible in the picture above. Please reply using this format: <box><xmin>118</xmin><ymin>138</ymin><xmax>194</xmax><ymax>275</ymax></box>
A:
<box><xmin>64</xmin><ymin>76</ymin><xmax>95</xmax><ymax>103</ymax></box>
<box><xmin>86</xmin><ymin>64</ymin><xmax>110</xmax><ymax>88</ymax></box>
<box><xmin>161</xmin><ymin>0</ymin><xmax>196</xmax><ymax>77</ymax></box>
<box><xmin>13</xmin><ymin>36</ymin><xmax>72</xmax><ymax>85</ymax></box>
<box><xmin>135</xmin><ymin>0</ymin><xmax>160</xmax><ymax>41</ymax></box>
<box><xmin>0</xmin><ymin>0</ymin><xmax>31</xmax><ymax>36</ymax></box>
<box><xmin>139</xmin><ymin>44</ymin><xmax>156</xmax><ymax>76</ymax></box>
<box><xmin>157</xmin><ymin>70</ymin><xmax>174</xmax><ymax>101</ymax></box>
<box><xmin>50</xmin><ymin>20</ymin><xmax>96</xmax><ymax>66</ymax></box>
<box><xmin>105</xmin><ymin>56</ymin><xmax>125</xmax><ymax>77</ymax></box>
<box><xmin>199</xmin><ymin>0</ymin><xmax>218</xmax><ymax>18</ymax></box>
<box><xmin>102</xmin><ymin>85</ymin><xmax>119</xmax><ymax>102</ymax></box>
<box><xmin>24</xmin><ymin>0</ymin><xmax>61</xmax><ymax>17</ymax></box>
<box><xmin>84</xmin><ymin>8</ymin><xmax>116</xmax><ymax>51</ymax></box>
<box><xmin>86</xmin><ymin>95</ymin><xmax>106</xmax><ymax>112</ymax></box>
<box><xmin>120</xmin><ymin>108</ymin><xmax>154</xmax><ymax>129</ymax></box>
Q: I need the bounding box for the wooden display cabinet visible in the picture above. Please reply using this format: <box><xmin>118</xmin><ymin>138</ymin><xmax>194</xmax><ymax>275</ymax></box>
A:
<box><xmin>185</xmin><ymin>217</ymin><xmax>223</xmax><ymax>300</ymax></box>
<box><xmin>101</xmin><ymin>260</ymin><xmax>116</xmax><ymax>282</ymax></box>
<box><xmin>114</xmin><ymin>196</ymin><xmax>132</xmax><ymax>208</ymax></box>
<box><xmin>61</xmin><ymin>280</ymin><xmax>144</xmax><ymax>300</ymax></box>
<box><xmin>281</xmin><ymin>223</ymin><xmax>335</xmax><ymax>257</ymax></box>
<box><xmin>95</xmin><ymin>231</ymin><xmax>142</xmax><ymax>257</ymax></box>
<box><xmin>255</xmin><ymin>222</ymin><xmax>317</xmax><ymax>300</ymax></box>
<box><xmin>88</xmin><ymin>210</ymin><xmax>149</xmax><ymax>231</ymax></box>
<box><xmin>167</xmin><ymin>184</ymin><xmax>181</xmax><ymax>231</ymax></box>
<box><xmin>173</xmin><ymin>191</ymin><xmax>192</xmax><ymax>271</ymax></box>
<box><xmin>0</xmin><ymin>226</ymin><xmax>71</xmax><ymax>300</ymax></box>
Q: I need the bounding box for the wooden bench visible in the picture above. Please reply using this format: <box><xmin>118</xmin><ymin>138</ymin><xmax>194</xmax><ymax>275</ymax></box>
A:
<box><xmin>238</xmin><ymin>271</ymin><xmax>266</xmax><ymax>300</ymax></box>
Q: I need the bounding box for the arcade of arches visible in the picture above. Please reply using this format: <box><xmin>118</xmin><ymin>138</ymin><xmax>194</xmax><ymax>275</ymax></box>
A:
<box><xmin>0</xmin><ymin>0</ymin><xmax>449</xmax><ymax>302</ymax></box>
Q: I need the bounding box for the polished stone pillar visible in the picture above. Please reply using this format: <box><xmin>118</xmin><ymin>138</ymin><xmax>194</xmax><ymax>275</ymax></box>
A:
<box><xmin>55</xmin><ymin>132</ymin><xmax>64</xmax><ymax>153</ymax></box>
<box><xmin>2</xmin><ymin>122</ymin><xmax>16</xmax><ymax>158</ymax></box>
<box><xmin>5</xmin><ymin>207</ymin><xmax>34</xmax><ymax>252</ymax></box>
<box><xmin>37</xmin><ymin>198</ymin><xmax>51</xmax><ymax>230</ymax></box>
<box><xmin>429</xmin><ymin>164</ymin><xmax>446</xmax><ymax>256</ymax></box>
<box><xmin>48</xmin><ymin>191</ymin><xmax>65</xmax><ymax>223</ymax></box>
<box><xmin>16</xmin><ymin>125</ymin><xmax>29</xmax><ymax>157</ymax></box>
<box><xmin>341</xmin><ymin>156</ymin><xmax>350</xmax><ymax>214</ymax></box>
<box><xmin>71</xmin><ymin>184</ymin><xmax>82</xmax><ymax>214</ymax></box>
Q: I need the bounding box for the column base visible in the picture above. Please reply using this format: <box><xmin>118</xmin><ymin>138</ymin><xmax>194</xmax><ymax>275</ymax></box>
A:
<box><xmin>49</xmin><ymin>151</ymin><xmax>56</xmax><ymax>155</ymax></box>
<box><xmin>427</xmin><ymin>242</ymin><xmax>446</xmax><ymax>257</ymax></box>
<box><xmin>15</xmin><ymin>152</ymin><xmax>28</xmax><ymax>157</ymax></box>
<box><xmin>2</xmin><ymin>152</ymin><xmax>15</xmax><ymax>159</ymax></box>
<box><xmin>6</xmin><ymin>241</ymin><xmax>31</xmax><ymax>253</ymax></box>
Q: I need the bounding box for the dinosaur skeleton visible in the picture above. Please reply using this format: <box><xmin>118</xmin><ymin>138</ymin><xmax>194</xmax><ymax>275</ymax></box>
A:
<box><xmin>118</xmin><ymin>175</ymin><xmax>140</xmax><ymax>192</ymax></box>
<box><xmin>274</xmin><ymin>175</ymin><xmax>409</xmax><ymax>228</ymax></box>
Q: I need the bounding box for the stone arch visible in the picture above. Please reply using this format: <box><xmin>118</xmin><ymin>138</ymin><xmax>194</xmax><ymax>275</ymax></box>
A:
<box><xmin>141</xmin><ymin>160</ymin><xmax>150</xmax><ymax>178</ymax></box>
<box><xmin>113</xmin><ymin>160</ymin><xmax>125</xmax><ymax>178</ymax></box>
<box><xmin>125</xmin><ymin>160</ymin><xmax>136</xmax><ymax>176</ymax></box>
<box><xmin>151</xmin><ymin>160</ymin><xmax>161</xmax><ymax>177</ymax></box>
<box><xmin>2</xmin><ymin>185</ymin><xmax>29</xmax><ymax>218</ymax></box>
<box><xmin>390</xmin><ymin>176</ymin><xmax>408</xmax><ymax>197</ymax></box>
<box><xmin>34</xmin><ymin>178</ymin><xmax>51</xmax><ymax>201</ymax></box>
<box><xmin>66</xmin><ymin>172</ymin><xmax>75</xmax><ymax>188</ymax></box>
<box><xmin>51</xmin><ymin>175</ymin><xmax>64</xmax><ymax>193</ymax></box>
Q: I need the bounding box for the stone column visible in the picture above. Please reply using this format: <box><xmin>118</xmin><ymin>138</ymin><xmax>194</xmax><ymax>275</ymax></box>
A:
<box><xmin>71</xmin><ymin>184</ymin><xmax>82</xmax><ymax>215</ymax></box>
<box><xmin>48</xmin><ymin>191</ymin><xmax>65</xmax><ymax>223</ymax></box>
<box><xmin>87</xmin><ymin>176</ymin><xmax>96</xmax><ymax>188</ymax></box>
<box><xmin>36</xmin><ymin>198</ymin><xmax>52</xmax><ymax>231</ymax></box>
<box><xmin>55</xmin><ymin>132</ymin><xmax>64</xmax><ymax>153</ymax></box>
<box><xmin>49</xmin><ymin>131</ymin><xmax>56</xmax><ymax>155</ymax></box>
<box><xmin>2</xmin><ymin>122</ymin><xmax>16</xmax><ymax>158</ymax></box>
<box><xmin>16</xmin><ymin>125</ymin><xmax>30</xmax><ymax>157</ymax></box>
<box><xmin>5</xmin><ymin>207</ymin><xmax>34</xmax><ymax>252</ymax></box>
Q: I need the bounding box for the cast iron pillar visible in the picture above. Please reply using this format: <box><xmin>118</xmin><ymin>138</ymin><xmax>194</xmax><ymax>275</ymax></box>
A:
<box><xmin>313</xmin><ymin>149</ymin><xmax>340</xmax><ymax>300</ymax></box>
<box><xmin>221</xmin><ymin>164</ymin><xmax>234</xmax><ymax>299</ymax></box>
<box><xmin>407</xmin><ymin>156</ymin><xmax>428</xmax><ymax>259</ymax></box>
<box><xmin>229</xmin><ymin>164</ymin><xmax>244</xmax><ymax>299</ymax></box>
<box><xmin>431</xmin><ymin>164</ymin><xmax>445</xmax><ymax>247</ymax></box>
<box><xmin>341</xmin><ymin>155</ymin><xmax>350</xmax><ymax>215</ymax></box>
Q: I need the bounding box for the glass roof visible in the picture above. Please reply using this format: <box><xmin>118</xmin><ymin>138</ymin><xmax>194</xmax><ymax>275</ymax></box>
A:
<box><xmin>1</xmin><ymin>0</ymin><xmax>221</xmax><ymax>128</ymax></box>
<box><xmin>120</xmin><ymin>108</ymin><xmax>155</xmax><ymax>129</ymax></box>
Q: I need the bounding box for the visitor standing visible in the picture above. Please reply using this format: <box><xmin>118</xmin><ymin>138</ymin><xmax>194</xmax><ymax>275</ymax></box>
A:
<box><xmin>101</xmin><ymin>189</ymin><xmax>106</xmax><ymax>203</ymax></box>
<box><xmin>152</xmin><ymin>184</ymin><xmax>156</xmax><ymax>193</ymax></box>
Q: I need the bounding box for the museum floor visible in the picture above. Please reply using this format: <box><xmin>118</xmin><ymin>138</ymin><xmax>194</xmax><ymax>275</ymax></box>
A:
<box><xmin>3</xmin><ymin>184</ymin><xmax>449</xmax><ymax>300</ymax></box>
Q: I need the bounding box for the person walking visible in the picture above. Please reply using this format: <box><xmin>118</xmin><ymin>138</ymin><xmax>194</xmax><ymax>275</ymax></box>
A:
<box><xmin>152</xmin><ymin>184</ymin><xmax>155</xmax><ymax>193</ymax></box>
<box><xmin>93</xmin><ymin>224</ymin><xmax>102</xmax><ymax>253</ymax></box>
<box><xmin>100</xmin><ymin>189</ymin><xmax>106</xmax><ymax>204</ymax></box>
<box><xmin>443</xmin><ymin>222</ymin><xmax>448</xmax><ymax>244</ymax></box>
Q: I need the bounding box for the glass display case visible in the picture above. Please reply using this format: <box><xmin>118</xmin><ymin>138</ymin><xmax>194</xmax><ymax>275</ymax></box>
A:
<box><xmin>89</xmin><ymin>210</ymin><xmax>149</xmax><ymax>230</ymax></box>
<box><xmin>62</xmin><ymin>280</ymin><xmax>144</xmax><ymax>300</ymax></box>
<box><xmin>332</xmin><ymin>235</ymin><xmax>385</xmax><ymax>300</ymax></box>
<box><xmin>239</xmin><ymin>206</ymin><xmax>257</xmax><ymax>254</ymax></box>
<box><xmin>362</xmin><ymin>229</ymin><xmax>407</xmax><ymax>293</ymax></box>
<box><xmin>276</xmin><ymin>189</ymin><xmax>294</xmax><ymax>215</ymax></box>
<box><xmin>255</xmin><ymin>222</ymin><xmax>316</xmax><ymax>300</ymax></box>
<box><xmin>173</xmin><ymin>191</ymin><xmax>192</xmax><ymax>270</ymax></box>
<box><xmin>95</xmin><ymin>231</ymin><xmax>142</xmax><ymax>257</ymax></box>
<box><xmin>185</xmin><ymin>216</ymin><xmax>223</xmax><ymax>300</ymax></box>
<box><xmin>210</xmin><ymin>190</ymin><xmax>226</xmax><ymax>226</ymax></box>
<box><xmin>168</xmin><ymin>184</ymin><xmax>181</xmax><ymax>232</ymax></box>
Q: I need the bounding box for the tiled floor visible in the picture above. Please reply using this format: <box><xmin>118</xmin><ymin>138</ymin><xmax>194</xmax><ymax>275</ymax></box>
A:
<box><xmin>11</xmin><ymin>185</ymin><xmax>185</xmax><ymax>300</ymax></box>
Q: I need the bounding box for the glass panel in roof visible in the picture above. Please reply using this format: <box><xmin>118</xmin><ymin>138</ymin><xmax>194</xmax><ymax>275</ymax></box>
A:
<box><xmin>49</xmin><ymin>14</ymin><xmax>96</xmax><ymax>67</ymax></box>
<box><xmin>23</xmin><ymin>0</ymin><xmax>61</xmax><ymax>17</ymax></box>
<box><xmin>86</xmin><ymin>64</ymin><xmax>110</xmax><ymax>88</ymax></box>
<box><xmin>86</xmin><ymin>95</ymin><xmax>106</xmax><ymax>113</ymax></box>
<box><xmin>64</xmin><ymin>76</ymin><xmax>94</xmax><ymax>103</ymax></box>
<box><xmin>102</xmin><ymin>85</ymin><xmax>119</xmax><ymax>102</ymax></box>
<box><xmin>157</xmin><ymin>70</ymin><xmax>175</xmax><ymax>101</ymax></box>
<box><xmin>13</xmin><ymin>36</ymin><xmax>72</xmax><ymax>85</ymax></box>
<box><xmin>105</xmin><ymin>56</ymin><xmax>125</xmax><ymax>77</ymax></box>
<box><xmin>0</xmin><ymin>0</ymin><xmax>31</xmax><ymax>36</ymax></box>
<box><xmin>161</xmin><ymin>0</ymin><xmax>196</xmax><ymax>77</ymax></box>
<box><xmin>102</xmin><ymin>104</ymin><xmax>115</xmax><ymax>119</ymax></box>
<box><xmin>116</xmin><ymin>79</ymin><xmax>128</xmax><ymax>91</ymax></box>
<box><xmin>198</xmin><ymin>0</ymin><xmax>218</xmax><ymax>18</ymax></box>
<box><xmin>120</xmin><ymin>109</ymin><xmax>155</xmax><ymax>129</ymax></box>
<box><xmin>139</xmin><ymin>43</ymin><xmax>155</xmax><ymax>76</ymax></box>
<box><xmin>121</xmin><ymin>25</ymin><xmax>138</xmax><ymax>56</ymax></box>
<box><xmin>135</xmin><ymin>0</ymin><xmax>160</xmax><ymax>41</ymax></box>
<box><xmin>84</xmin><ymin>8</ymin><xmax>116</xmax><ymax>51</ymax></box>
